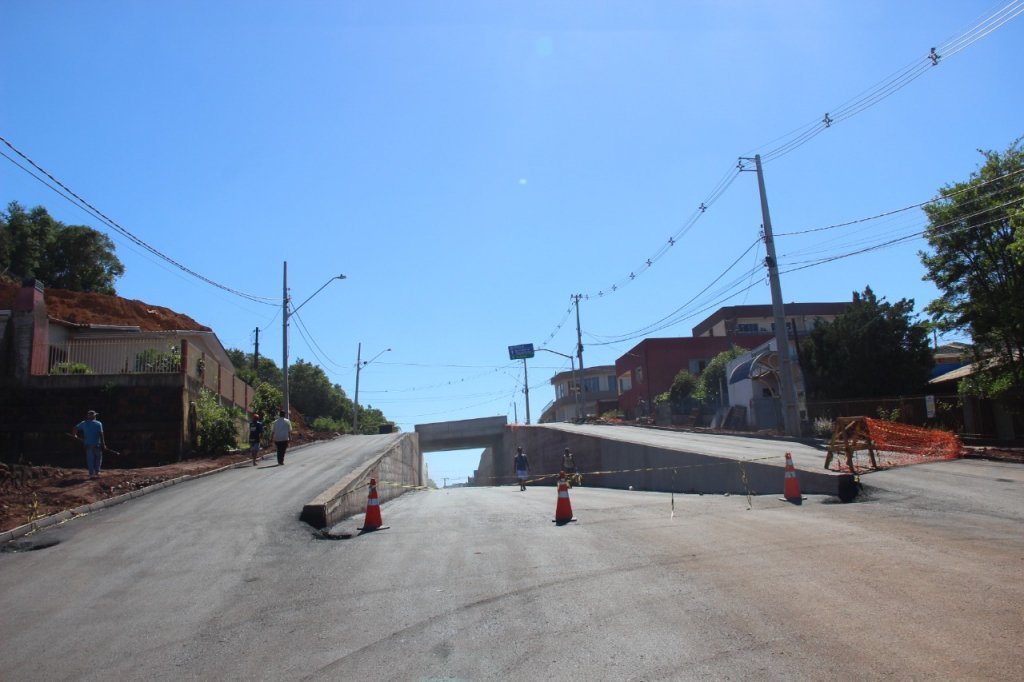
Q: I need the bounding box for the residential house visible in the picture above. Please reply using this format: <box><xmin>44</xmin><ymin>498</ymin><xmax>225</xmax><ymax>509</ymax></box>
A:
<box><xmin>540</xmin><ymin>364</ymin><xmax>617</xmax><ymax>423</ymax></box>
<box><xmin>1</xmin><ymin>279</ymin><xmax>251</xmax><ymax>467</ymax></box>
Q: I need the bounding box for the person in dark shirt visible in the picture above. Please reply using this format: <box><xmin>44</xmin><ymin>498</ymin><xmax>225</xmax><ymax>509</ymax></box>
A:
<box><xmin>514</xmin><ymin>446</ymin><xmax>529</xmax><ymax>491</ymax></box>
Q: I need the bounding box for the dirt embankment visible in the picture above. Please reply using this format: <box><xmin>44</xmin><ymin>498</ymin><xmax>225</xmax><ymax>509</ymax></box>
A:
<box><xmin>0</xmin><ymin>280</ymin><xmax>210</xmax><ymax>331</ymax></box>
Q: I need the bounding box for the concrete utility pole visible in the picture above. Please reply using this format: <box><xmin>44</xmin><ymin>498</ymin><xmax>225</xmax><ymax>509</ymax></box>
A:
<box><xmin>253</xmin><ymin>327</ymin><xmax>260</xmax><ymax>375</ymax></box>
<box><xmin>282</xmin><ymin>262</ymin><xmax>290</xmax><ymax>417</ymax></box>
<box><xmin>522</xmin><ymin>358</ymin><xmax>531</xmax><ymax>425</ymax></box>
<box><xmin>352</xmin><ymin>342</ymin><xmax>361</xmax><ymax>432</ymax></box>
<box><xmin>282</xmin><ymin>263</ymin><xmax>346</xmax><ymax>419</ymax></box>
<box><xmin>752</xmin><ymin>154</ymin><xmax>801</xmax><ymax>438</ymax></box>
<box><xmin>353</xmin><ymin>344</ymin><xmax>390</xmax><ymax>433</ymax></box>
<box><xmin>573</xmin><ymin>294</ymin><xmax>585</xmax><ymax>417</ymax></box>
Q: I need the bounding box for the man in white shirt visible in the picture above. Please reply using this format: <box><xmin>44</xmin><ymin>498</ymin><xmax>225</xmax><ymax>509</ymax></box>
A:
<box><xmin>271</xmin><ymin>410</ymin><xmax>292</xmax><ymax>466</ymax></box>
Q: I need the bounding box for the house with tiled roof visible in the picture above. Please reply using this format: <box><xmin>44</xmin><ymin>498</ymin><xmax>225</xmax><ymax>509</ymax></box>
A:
<box><xmin>1</xmin><ymin>279</ymin><xmax>250</xmax><ymax>467</ymax></box>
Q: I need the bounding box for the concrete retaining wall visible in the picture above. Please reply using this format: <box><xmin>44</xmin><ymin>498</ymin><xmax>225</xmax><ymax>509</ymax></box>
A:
<box><xmin>300</xmin><ymin>433</ymin><xmax>422</xmax><ymax>529</ymax></box>
<box><xmin>498</xmin><ymin>424</ymin><xmax>856</xmax><ymax>500</ymax></box>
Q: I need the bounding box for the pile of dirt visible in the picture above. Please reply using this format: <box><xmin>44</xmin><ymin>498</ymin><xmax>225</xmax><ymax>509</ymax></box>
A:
<box><xmin>0</xmin><ymin>279</ymin><xmax>209</xmax><ymax>331</ymax></box>
<box><xmin>0</xmin><ymin>455</ymin><xmax>251</xmax><ymax>534</ymax></box>
<box><xmin>0</xmin><ymin>429</ymin><xmax>339</xmax><ymax>535</ymax></box>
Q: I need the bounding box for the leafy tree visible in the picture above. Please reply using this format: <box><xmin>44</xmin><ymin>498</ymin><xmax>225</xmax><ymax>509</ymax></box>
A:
<box><xmin>668</xmin><ymin>369</ymin><xmax>697</xmax><ymax>404</ymax></box>
<box><xmin>226</xmin><ymin>348</ymin><xmax>283</xmax><ymax>388</ymax></box>
<box><xmin>693</xmin><ymin>346</ymin><xmax>747</xmax><ymax>407</ymax></box>
<box><xmin>919</xmin><ymin>139</ymin><xmax>1024</xmax><ymax>400</ymax></box>
<box><xmin>0</xmin><ymin>202</ymin><xmax>124</xmax><ymax>294</ymax></box>
<box><xmin>800</xmin><ymin>287</ymin><xmax>933</xmax><ymax>400</ymax></box>
<box><xmin>288</xmin><ymin>359</ymin><xmax>351</xmax><ymax>422</ymax></box>
<box><xmin>250</xmin><ymin>382</ymin><xmax>283</xmax><ymax>422</ymax></box>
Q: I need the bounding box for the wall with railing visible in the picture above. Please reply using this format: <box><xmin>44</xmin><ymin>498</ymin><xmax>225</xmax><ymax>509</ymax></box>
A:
<box><xmin>47</xmin><ymin>336</ymin><xmax>182</xmax><ymax>376</ymax></box>
<box><xmin>45</xmin><ymin>335</ymin><xmax>253</xmax><ymax>413</ymax></box>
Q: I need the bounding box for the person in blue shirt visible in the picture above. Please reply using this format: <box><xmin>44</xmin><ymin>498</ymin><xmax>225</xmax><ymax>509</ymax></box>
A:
<box><xmin>72</xmin><ymin>409</ymin><xmax>107</xmax><ymax>479</ymax></box>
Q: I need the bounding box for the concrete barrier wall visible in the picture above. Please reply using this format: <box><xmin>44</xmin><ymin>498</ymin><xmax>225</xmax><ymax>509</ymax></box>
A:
<box><xmin>300</xmin><ymin>432</ymin><xmax>422</xmax><ymax>529</ymax></box>
<box><xmin>499</xmin><ymin>424</ymin><xmax>854</xmax><ymax>498</ymax></box>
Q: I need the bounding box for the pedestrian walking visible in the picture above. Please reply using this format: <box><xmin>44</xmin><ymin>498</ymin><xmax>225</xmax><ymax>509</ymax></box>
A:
<box><xmin>248</xmin><ymin>413</ymin><xmax>264</xmax><ymax>466</ymax></box>
<box><xmin>271</xmin><ymin>410</ymin><xmax>292</xmax><ymax>466</ymax></box>
<box><xmin>72</xmin><ymin>409</ymin><xmax>106</xmax><ymax>479</ymax></box>
<box><xmin>561</xmin><ymin>447</ymin><xmax>577</xmax><ymax>474</ymax></box>
<box><xmin>514</xmin><ymin>446</ymin><xmax>529</xmax><ymax>491</ymax></box>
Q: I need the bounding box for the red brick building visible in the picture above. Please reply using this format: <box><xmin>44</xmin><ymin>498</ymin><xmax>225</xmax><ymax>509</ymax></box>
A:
<box><xmin>615</xmin><ymin>336</ymin><xmax>769</xmax><ymax>418</ymax></box>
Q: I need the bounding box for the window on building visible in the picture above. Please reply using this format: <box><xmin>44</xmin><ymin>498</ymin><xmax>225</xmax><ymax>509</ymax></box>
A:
<box><xmin>618</xmin><ymin>373</ymin><xmax>632</xmax><ymax>392</ymax></box>
<box><xmin>635</xmin><ymin>366</ymin><xmax>644</xmax><ymax>384</ymax></box>
<box><xmin>688</xmin><ymin>359</ymin><xmax>708</xmax><ymax>374</ymax></box>
<box><xmin>583</xmin><ymin>376</ymin><xmax>601</xmax><ymax>393</ymax></box>
<box><xmin>607</xmin><ymin>375</ymin><xmax>617</xmax><ymax>392</ymax></box>
<box><xmin>736</xmin><ymin>323</ymin><xmax>760</xmax><ymax>334</ymax></box>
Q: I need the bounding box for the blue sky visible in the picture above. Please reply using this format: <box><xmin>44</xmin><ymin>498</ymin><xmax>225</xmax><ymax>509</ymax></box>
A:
<box><xmin>3</xmin><ymin>1</ymin><xmax>1021</xmax><ymax>483</ymax></box>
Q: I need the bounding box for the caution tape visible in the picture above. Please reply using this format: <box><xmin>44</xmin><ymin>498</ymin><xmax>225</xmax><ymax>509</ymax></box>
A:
<box><xmin>484</xmin><ymin>452</ymin><xmax>789</xmax><ymax>487</ymax></box>
<box><xmin>373</xmin><ymin>452</ymin><xmax>792</xmax><ymax>499</ymax></box>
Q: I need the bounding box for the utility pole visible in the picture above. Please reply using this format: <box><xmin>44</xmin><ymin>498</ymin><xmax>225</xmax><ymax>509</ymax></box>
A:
<box><xmin>253</xmin><ymin>327</ymin><xmax>260</xmax><ymax>376</ymax></box>
<box><xmin>352</xmin><ymin>342</ymin><xmax>361</xmax><ymax>433</ymax></box>
<box><xmin>573</xmin><ymin>294</ymin><xmax>585</xmax><ymax>418</ymax></box>
<box><xmin>282</xmin><ymin>262</ymin><xmax>290</xmax><ymax>418</ymax></box>
<box><xmin>522</xmin><ymin>358</ymin><xmax>531</xmax><ymax>425</ymax></box>
<box><xmin>751</xmin><ymin>154</ymin><xmax>801</xmax><ymax>438</ymax></box>
<box><xmin>281</xmin><ymin>263</ymin><xmax>346</xmax><ymax>421</ymax></box>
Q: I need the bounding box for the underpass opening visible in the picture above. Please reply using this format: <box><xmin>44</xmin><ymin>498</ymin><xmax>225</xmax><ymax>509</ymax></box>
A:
<box><xmin>415</xmin><ymin>416</ymin><xmax>508</xmax><ymax>487</ymax></box>
<box><xmin>425</xmin><ymin>449</ymin><xmax>485</xmax><ymax>488</ymax></box>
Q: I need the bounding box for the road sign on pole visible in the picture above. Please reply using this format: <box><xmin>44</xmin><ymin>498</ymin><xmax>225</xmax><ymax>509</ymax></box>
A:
<box><xmin>508</xmin><ymin>343</ymin><xmax>535</xmax><ymax>360</ymax></box>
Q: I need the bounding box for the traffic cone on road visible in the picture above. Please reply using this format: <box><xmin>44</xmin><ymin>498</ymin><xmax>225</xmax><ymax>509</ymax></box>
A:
<box><xmin>553</xmin><ymin>472</ymin><xmax>576</xmax><ymax>524</ymax></box>
<box><xmin>360</xmin><ymin>478</ymin><xmax>384</xmax><ymax>531</ymax></box>
<box><xmin>781</xmin><ymin>452</ymin><xmax>804</xmax><ymax>505</ymax></box>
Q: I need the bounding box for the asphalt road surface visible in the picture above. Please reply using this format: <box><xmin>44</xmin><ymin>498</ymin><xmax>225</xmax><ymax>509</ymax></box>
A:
<box><xmin>0</xmin><ymin>440</ymin><xmax>1021</xmax><ymax>681</ymax></box>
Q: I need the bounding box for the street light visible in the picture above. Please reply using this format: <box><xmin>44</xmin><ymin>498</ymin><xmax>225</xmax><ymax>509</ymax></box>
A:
<box><xmin>353</xmin><ymin>343</ymin><xmax>391</xmax><ymax>433</ymax></box>
<box><xmin>536</xmin><ymin>347</ymin><xmax>581</xmax><ymax>421</ymax></box>
<box><xmin>282</xmin><ymin>262</ymin><xmax>346</xmax><ymax>418</ymax></box>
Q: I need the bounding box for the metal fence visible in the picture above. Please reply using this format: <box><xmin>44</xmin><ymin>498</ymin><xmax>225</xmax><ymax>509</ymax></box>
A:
<box><xmin>48</xmin><ymin>337</ymin><xmax>182</xmax><ymax>375</ymax></box>
<box><xmin>46</xmin><ymin>336</ymin><xmax>254</xmax><ymax>412</ymax></box>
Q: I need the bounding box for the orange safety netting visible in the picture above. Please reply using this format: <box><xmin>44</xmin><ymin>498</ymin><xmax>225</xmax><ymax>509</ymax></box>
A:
<box><xmin>826</xmin><ymin>416</ymin><xmax>963</xmax><ymax>473</ymax></box>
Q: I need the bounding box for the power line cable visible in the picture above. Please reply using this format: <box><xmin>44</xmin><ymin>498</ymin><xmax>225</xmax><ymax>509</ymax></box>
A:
<box><xmin>0</xmin><ymin>135</ymin><xmax>278</xmax><ymax>305</ymax></box>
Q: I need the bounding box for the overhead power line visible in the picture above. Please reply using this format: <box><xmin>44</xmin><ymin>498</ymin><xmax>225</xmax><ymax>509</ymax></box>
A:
<box><xmin>0</xmin><ymin>135</ymin><xmax>278</xmax><ymax>305</ymax></box>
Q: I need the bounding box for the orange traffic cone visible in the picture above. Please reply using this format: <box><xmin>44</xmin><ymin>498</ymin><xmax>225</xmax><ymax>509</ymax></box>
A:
<box><xmin>361</xmin><ymin>478</ymin><xmax>384</xmax><ymax>530</ymax></box>
<box><xmin>781</xmin><ymin>452</ymin><xmax>803</xmax><ymax>505</ymax></box>
<box><xmin>553</xmin><ymin>471</ymin><xmax>576</xmax><ymax>524</ymax></box>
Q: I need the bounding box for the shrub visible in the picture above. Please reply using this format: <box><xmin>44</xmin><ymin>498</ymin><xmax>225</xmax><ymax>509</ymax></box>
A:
<box><xmin>311</xmin><ymin>416</ymin><xmax>348</xmax><ymax>433</ymax></box>
<box><xmin>195</xmin><ymin>389</ymin><xmax>243</xmax><ymax>455</ymax></box>
<box><xmin>600</xmin><ymin>409</ymin><xmax>624</xmax><ymax>420</ymax></box>
<box><xmin>812</xmin><ymin>416</ymin><xmax>835</xmax><ymax>439</ymax></box>
<box><xmin>50</xmin><ymin>361</ymin><xmax>92</xmax><ymax>375</ymax></box>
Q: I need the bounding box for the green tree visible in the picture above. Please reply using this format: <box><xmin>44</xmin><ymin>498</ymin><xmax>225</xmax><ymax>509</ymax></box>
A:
<box><xmin>800</xmin><ymin>287</ymin><xmax>933</xmax><ymax>400</ymax></box>
<box><xmin>919</xmin><ymin>139</ymin><xmax>1024</xmax><ymax>400</ymax></box>
<box><xmin>693</xmin><ymin>346</ymin><xmax>747</xmax><ymax>407</ymax></box>
<box><xmin>668</xmin><ymin>369</ymin><xmax>697</xmax><ymax>404</ymax></box>
<box><xmin>250</xmin><ymin>382</ymin><xmax>283</xmax><ymax>422</ymax></box>
<box><xmin>0</xmin><ymin>202</ymin><xmax>124</xmax><ymax>294</ymax></box>
<box><xmin>226</xmin><ymin>348</ymin><xmax>283</xmax><ymax>387</ymax></box>
<box><xmin>288</xmin><ymin>359</ymin><xmax>351</xmax><ymax>422</ymax></box>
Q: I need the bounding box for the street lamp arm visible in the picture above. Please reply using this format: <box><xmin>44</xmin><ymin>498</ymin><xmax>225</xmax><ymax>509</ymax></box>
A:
<box><xmin>358</xmin><ymin>347</ymin><xmax>392</xmax><ymax>369</ymax></box>
<box><xmin>535</xmin><ymin>347</ymin><xmax>573</xmax><ymax>361</ymax></box>
<box><xmin>292</xmin><ymin>274</ymin><xmax>346</xmax><ymax>315</ymax></box>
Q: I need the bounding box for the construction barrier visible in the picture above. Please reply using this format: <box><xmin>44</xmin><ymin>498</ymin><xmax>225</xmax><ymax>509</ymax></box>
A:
<box><xmin>825</xmin><ymin>416</ymin><xmax>963</xmax><ymax>473</ymax></box>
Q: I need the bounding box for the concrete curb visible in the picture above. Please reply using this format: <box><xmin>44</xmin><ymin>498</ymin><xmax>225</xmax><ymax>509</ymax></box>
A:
<box><xmin>0</xmin><ymin>446</ymin><xmax>300</xmax><ymax>545</ymax></box>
